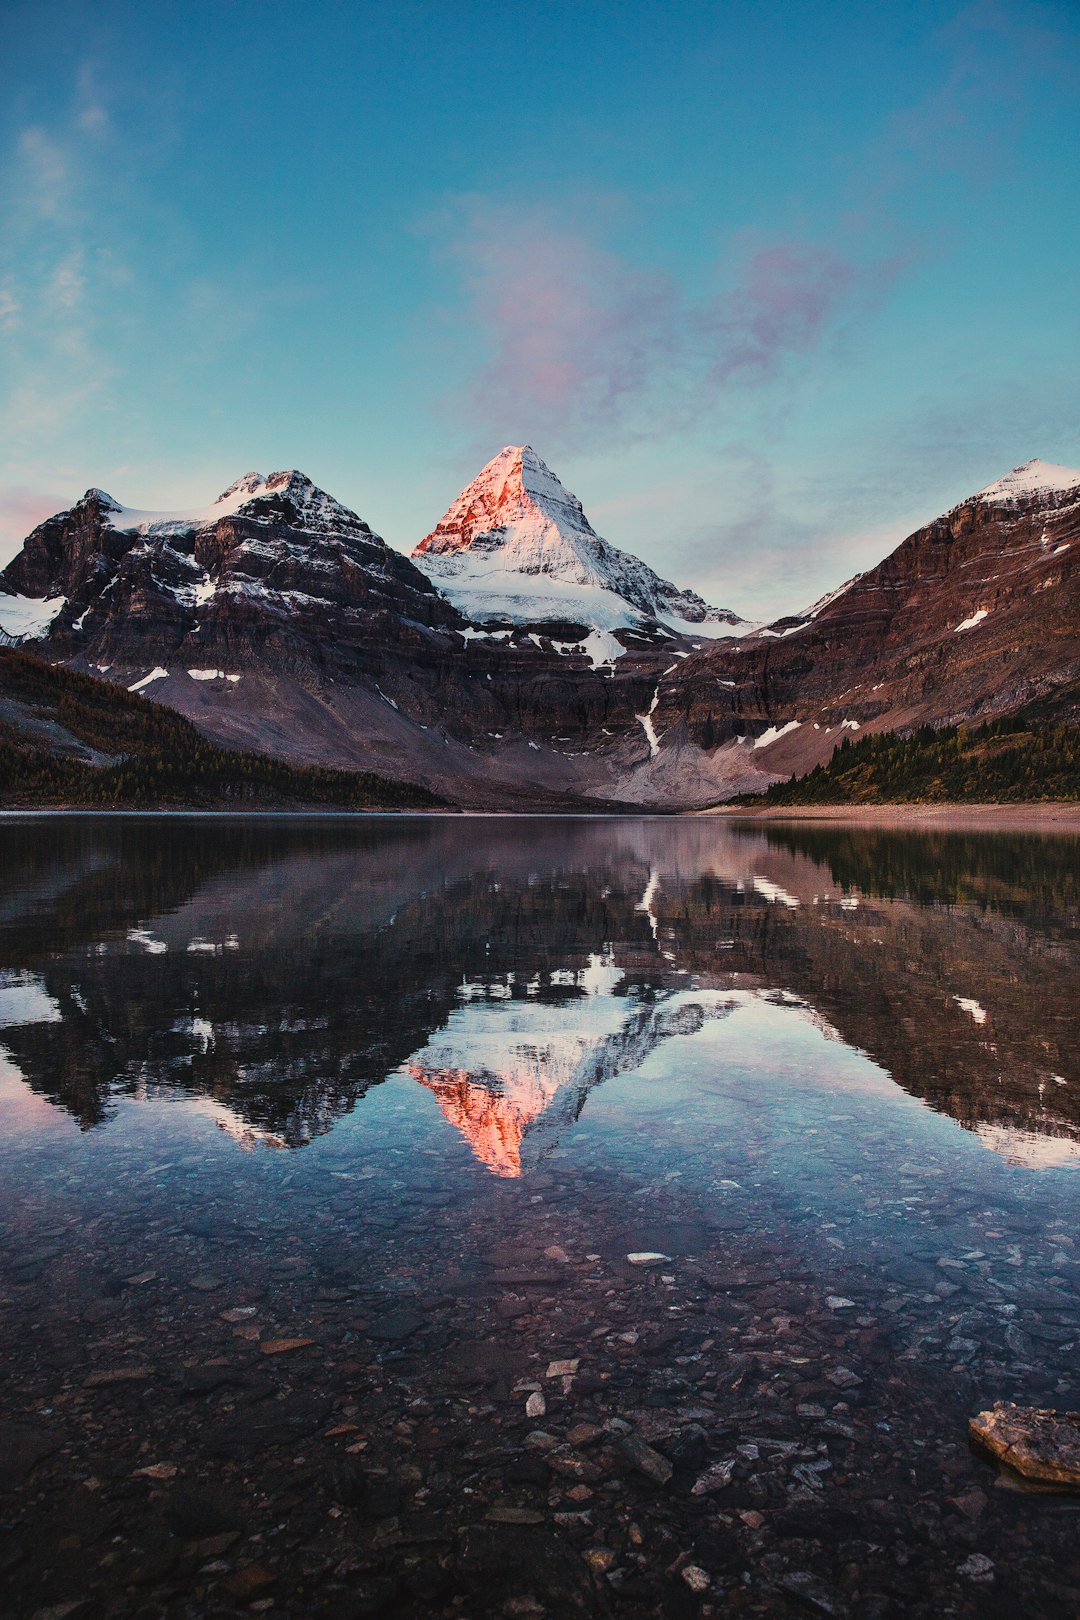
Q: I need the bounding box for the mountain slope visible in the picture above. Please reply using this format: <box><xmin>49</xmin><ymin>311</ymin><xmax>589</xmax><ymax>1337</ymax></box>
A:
<box><xmin>642</xmin><ymin>458</ymin><xmax>1080</xmax><ymax>797</ymax></box>
<box><xmin>0</xmin><ymin>647</ymin><xmax>446</xmax><ymax>809</ymax></box>
<box><xmin>412</xmin><ymin>444</ymin><xmax>749</xmax><ymax>642</ymax></box>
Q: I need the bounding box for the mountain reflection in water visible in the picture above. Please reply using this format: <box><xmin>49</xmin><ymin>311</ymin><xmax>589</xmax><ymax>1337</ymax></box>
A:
<box><xmin>0</xmin><ymin>815</ymin><xmax>1076</xmax><ymax>1174</ymax></box>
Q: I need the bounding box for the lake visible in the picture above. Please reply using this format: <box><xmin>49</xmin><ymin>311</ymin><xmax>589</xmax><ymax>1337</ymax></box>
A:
<box><xmin>1</xmin><ymin>814</ymin><xmax>1078</xmax><ymax>1619</ymax></box>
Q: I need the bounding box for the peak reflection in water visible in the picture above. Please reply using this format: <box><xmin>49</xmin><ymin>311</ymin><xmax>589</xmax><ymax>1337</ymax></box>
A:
<box><xmin>0</xmin><ymin>815</ymin><xmax>1076</xmax><ymax>1172</ymax></box>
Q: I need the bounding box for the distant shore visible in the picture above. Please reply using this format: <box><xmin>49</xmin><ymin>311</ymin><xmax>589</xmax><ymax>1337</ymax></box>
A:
<box><xmin>701</xmin><ymin>801</ymin><xmax>1080</xmax><ymax>830</ymax></box>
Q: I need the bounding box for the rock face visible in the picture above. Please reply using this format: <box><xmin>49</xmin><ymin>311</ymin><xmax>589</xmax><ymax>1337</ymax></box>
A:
<box><xmin>652</xmin><ymin>457</ymin><xmax>1080</xmax><ymax>782</ymax></box>
<box><xmin>1</xmin><ymin>454</ymin><xmax>1077</xmax><ymax>808</ymax></box>
<box><xmin>413</xmin><ymin>444</ymin><xmax>747</xmax><ymax>639</ymax></box>
<box><xmin>969</xmin><ymin>1403</ymin><xmax>1080</xmax><ymax>1487</ymax></box>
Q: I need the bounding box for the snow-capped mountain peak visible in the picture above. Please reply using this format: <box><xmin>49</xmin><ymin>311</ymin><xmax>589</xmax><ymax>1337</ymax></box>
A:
<box><xmin>96</xmin><ymin>469</ymin><xmax>376</xmax><ymax>543</ymax></box>
<box><xmin>415</xmin><ymin>444</ymin><xmax>599</xmax><ymax>574</ymax></box>
<box><xmin>976</xmin><ymin>458</ymin><xmax>1080</xmax><ymax>504</ymax></box>
<box><xmin>413</xmin><ymin>445</ymin><xmax>748</xmax><ymax>640</ymax></box>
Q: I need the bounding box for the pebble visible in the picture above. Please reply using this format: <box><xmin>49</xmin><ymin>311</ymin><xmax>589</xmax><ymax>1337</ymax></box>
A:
<box><xmin>957</xmin><ymin>1553</ymin><xmax>995</xmax><ymax>1582</ymax></box>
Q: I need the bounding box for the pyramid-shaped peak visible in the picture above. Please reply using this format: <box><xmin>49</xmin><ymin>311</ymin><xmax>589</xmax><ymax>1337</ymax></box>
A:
<box><xmin>975</xmin><ymin>458</ymin><xmax>1080</xmax><ymax>503</ymax></box>
<box><xmin>414</xmin><ymin>445</ymin><xmax>594</xmax><ymax>560</ymax></box>
<box><xmin>411</xmin><ymin>446</ymin><xmax>746</xmax><ymax>637</ymax></box>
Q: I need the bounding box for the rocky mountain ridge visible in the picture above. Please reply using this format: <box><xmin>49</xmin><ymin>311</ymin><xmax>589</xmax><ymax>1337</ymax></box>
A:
<box><xmin>1</xmin><ymin>451</ymin><xmax>1077</xmax><ymax>808</ymax></box>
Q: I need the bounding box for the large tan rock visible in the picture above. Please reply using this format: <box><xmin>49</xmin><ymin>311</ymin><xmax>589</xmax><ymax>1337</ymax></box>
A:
<box><xmin>970</xmin><ymin>1402</ymin><xmax>1080</xmax><ymax>1486</ymax></box>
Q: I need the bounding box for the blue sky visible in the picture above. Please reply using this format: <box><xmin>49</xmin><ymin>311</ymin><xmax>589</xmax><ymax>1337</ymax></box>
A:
<box><xmin>1</xmin><ymin>0</ymin><xmax>1078</xmax><ymax>616</ymax></box>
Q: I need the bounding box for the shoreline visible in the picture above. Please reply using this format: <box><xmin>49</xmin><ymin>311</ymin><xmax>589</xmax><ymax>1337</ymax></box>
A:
<box><xmin>701</xmin><ymin>799</ymin><xmax>1080</xmax><ymax>830</ymax></box>
<box><xmin>1</xmin><ymin>800</ymin><xmax>1079</xmax><ymax>828</ymax></box>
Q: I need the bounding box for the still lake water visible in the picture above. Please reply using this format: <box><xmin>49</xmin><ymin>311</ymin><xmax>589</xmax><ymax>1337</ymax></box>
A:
<box><xmin>1</xmin><ymin>815</ymin><xmax>1079</xmax><ymax>1619</ymax></box>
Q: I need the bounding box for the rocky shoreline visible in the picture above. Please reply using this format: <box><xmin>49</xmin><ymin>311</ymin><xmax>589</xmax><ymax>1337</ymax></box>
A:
<box><xmin>4</xmin><ymin>1162</ymin><xmax>1080</xmax><ymax>1619</ymax></box>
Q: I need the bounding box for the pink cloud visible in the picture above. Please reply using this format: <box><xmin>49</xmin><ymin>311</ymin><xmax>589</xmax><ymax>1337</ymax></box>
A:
<box><xmin>437</xmin><ymin>201</ymin><xmax>905</xmax><ymax>450</ymax></box>
<box><xmin>703</xmin><ymin>244</ymin><xmax>859</xmax><ymax>382</ymax></box>
<box><xmin>0</xmin><ymin>487</ymin><xmax>69</xmax><ymax>566</ymax></box>
<box><xmin>443</xmin><ymin>202</ymin><xmax>677</xmax><ymax>447</ymax></box>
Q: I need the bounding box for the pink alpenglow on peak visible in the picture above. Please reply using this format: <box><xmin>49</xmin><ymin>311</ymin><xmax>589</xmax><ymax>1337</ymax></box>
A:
<box><xmin>412</xmin><ymin>445</ymin><xmax>748</xmax><ymax>640</ymax></box>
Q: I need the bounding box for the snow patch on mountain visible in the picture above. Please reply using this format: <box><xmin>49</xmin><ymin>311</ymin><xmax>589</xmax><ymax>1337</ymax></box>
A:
<box><xmin>976</xmin><ymin>459</ymin><xmax>1080</xmax><ymax>504</ymax></box>
<box><xmin>753</xmin><ymin>720</ymin><xmax>801</xmax><ymax>749</ymax></box>
<box><xmin>0</xmin><ymin>593</ymin><xmax>67</xmax><ymax>640</ymax></box>
<box><xmin>99</xmin><ymin>469</ymin><xmax>377</xmax><ymax>542</ymax></box>
<box><xmin>413</xmin><ymin>445</ymin><xmax>747</xmax><ymax>640</ymax></box>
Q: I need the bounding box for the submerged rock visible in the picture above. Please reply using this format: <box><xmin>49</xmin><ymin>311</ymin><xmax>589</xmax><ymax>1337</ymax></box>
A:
<box><xmin>969</xmin><ymin>1402</ymin><xmax>1080</xmax><ymax>1487</ymax></box>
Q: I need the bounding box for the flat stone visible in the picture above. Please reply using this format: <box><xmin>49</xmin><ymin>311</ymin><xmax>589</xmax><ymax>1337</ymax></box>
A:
<box><xmin>547</xmin><ymin>1446</ymin><xmax>603</xmax><ymax>1483</ymax></box>
<box><xmin>368</xmin><ymin>1310</ymin><xmax>426</xmax><ymax>1341</ymax></box>
<box><xmin>83</xmin><ymin>1367</ymin><xmax>151</xmax><ymax>1387</ymax></box>
<box><xmin>545</xmin><ymin>1359</ymin><xmax>579</xmax><ymax>1378</ymax></box>
<box><xmin>626</xmin><ymin>1252</ymin><xmax>670</xmax><ymax>1266</ymax></box>
<box><xmin>614</xmin><ymin>1431</ymin><xmax>673</xmax><ymax>1486</ymax></box>
<box><xmin>970</xmin><ymin>1402</ymin><xmax>1080</xmax><ymax>1487</ymax></box>
<box><xmin>777</xmin><ymin>1570</ymin><xmax>848</xmax><ymax>1616</ymax></box>
<box><xmin>218</xmin><ymin>1562</ymin><xmax>278</xmax><ymax>1603</ymax></box>
<box><xmin>948</xmin><ymin>1486</ymin><xmax>988</xmax><ymax>1521</ymax></box>
<box><xmin>825</xmin><ymin>1366</ymin><xmax>863</xmax><ymax>1389</ymax></box>
<box><xmin>259</xmin><ymin>1337</ymin><xmax>315</xmax><ymax>1356</ymax></box>
<box><xmin>188</xmin><ymin>1275</ymin><xmax>225</xmax><ymax>1292</ymax></box>
<box><xmin>691</xmin><ymin>1458</ymin><xmax>736</xmax><ymax>1495</ymax></box>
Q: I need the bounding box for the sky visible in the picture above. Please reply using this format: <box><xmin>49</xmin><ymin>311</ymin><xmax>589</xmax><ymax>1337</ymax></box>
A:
<box><xmin>1</xmin><ymin>0</ymin><xmax>1078</xmax><ymax>618</ymax></box>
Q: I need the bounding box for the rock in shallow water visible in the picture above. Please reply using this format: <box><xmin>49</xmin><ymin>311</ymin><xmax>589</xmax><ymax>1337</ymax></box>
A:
<box><xmin>969</xmin><ymin>1402</ymin><xmax>1080</xmax><ymax>1487</ymax></box>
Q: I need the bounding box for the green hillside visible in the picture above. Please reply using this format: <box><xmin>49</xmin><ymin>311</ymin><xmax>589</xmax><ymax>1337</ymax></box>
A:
<box><xmin>740</xmin><ymin>712</ymin><xmax>1080</xmax><ymax>807</ymax></box>
<box><xmin>0</xmin><ymin>649</ymin><xmax>447</xmax><ymax>810</ymax></box>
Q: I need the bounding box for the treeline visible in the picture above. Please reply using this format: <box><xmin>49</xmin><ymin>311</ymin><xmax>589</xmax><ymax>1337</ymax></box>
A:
<box><xmin>744</xmin><ymin>716</ymin><xmax>1080</xmax><ymax>806</ymax></box>
<box><xmin>0</xmin><ymin>649</ymin><xmax>446</xmax><ymax>810</ymax></box>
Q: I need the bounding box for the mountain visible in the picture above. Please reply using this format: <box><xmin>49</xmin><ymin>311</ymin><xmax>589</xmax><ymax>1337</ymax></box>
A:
<box><xmin>0</xmin><ymin>452</ymin><xmax>1076</xmax><ymax>810</ymax></box>
<box><xmin>412</xmin><ymin>444</ymin><xmax>749</xmax><ymax>647</ymax></box>
<box><xmin>0</xmin><ymin>468</ymin><xmax>456</xmax><ymax>650</ymax></box>
<box><xmin>642</xmin><ymin>457</ymin><xmax>1080</xmax><ymax>795</ymax></box>
<box><xmin>0</xmin><ymin>464</ymin><xmax>706</xmax><ymax>809</ymax></box>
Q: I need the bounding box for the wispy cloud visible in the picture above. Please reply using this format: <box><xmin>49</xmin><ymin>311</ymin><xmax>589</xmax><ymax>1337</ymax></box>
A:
<box><xmin>432</xmin><ymin>200</ymin><xmax>900</xmax><ymax>453</ymax></box>
<box><xmin>437</xmin><ymin>200</ymin><xmax>677</xmax><ymax>448</ymax></box>
<box><xmin>702</xmin><ymin>243</ymin><xmax>901</xmax><ymax>385</ymax></box>
<box><xmin>879</xmin><ymin>0</ymin><xmax>1079</xmax><ymax>186</ymax></box>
